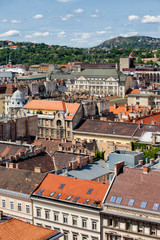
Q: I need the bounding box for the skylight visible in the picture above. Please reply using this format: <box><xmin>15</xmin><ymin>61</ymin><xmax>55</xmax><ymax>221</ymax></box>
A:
<box><xmin>141</xmin><ymin>201</ymin><xmax>147</xmax><ymax>208</ymax></box>
<box><xmin>55</xmin><ymin>193</ymin><xmax>62</xmax><ymax>199</ymax></box>
<box><xmin>153</xmin><ymin>203</ymin><xmax>159</xmax><ymax>211</ymax></box>
<box><xmin>84</xmin><ymin>199</ymin><xmax>90</xmax><ymax>204</ymax></box>
<box><xmin>66</xmin><ymin>195</ymin><xmax>72</xmax><ymax>200</ymax></box>
<box><xmin>128</xmin><ymin>199</ymin><xmax>135</xmax><ymax>206</ymax></box>
<box><xmin>116</xmin><ymin>197</ymin><xmax>122</xmax><ymax>204</ymax></box>
<box><xmin>36</xmin><ymin>189</ymin><xmax>44</xmax><ymax>195</ymax></box>
<box><xmin>59</xmin><ymin>183</ymin><xmax>65</xmax><ymax>189</ymax></box>
<box><xmin>110</xmin><ymin>196</ymin><xmax>116</xmax><ymax>203</ymax></box>
<box><xmin>49</xmin><ymin>192</ymin><xmax>55</xmax><ymax>197</ymax></box>
<box><xmin>87</xmin><ymin>188</ymin><xmax>93</xmax><ymax>194</ymax></box>
<box><xmin>72</xmin><ymin>197</ymin><xmax>80</xmax><ymax>203</ymax></box>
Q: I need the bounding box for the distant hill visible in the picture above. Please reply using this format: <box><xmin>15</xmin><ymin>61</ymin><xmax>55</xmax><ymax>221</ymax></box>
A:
<box><xmin>97</xmin><ymin>36</ymin><xmax>160</xmax><ymax>50</ymax></box>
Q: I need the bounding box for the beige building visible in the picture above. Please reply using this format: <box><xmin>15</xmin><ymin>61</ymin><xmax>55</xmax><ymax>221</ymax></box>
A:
<box><xmin>31</xmin><ymin>173</ymin><xmax>110</xmax><ymax>240</ymax></box>
<box><xmin>102</xmin><ymin>162</ymin><xmax>160</xmax><ymax>240</ymax></box>
<box><xmin>23</xmin><ymin>100</ymin><xmax>83</xmax><ymax>139</ymax></box>
<box><xmin>0</xmin><ymin>166</ymin><xmax>45</xmax><ymax>223</ymax></box>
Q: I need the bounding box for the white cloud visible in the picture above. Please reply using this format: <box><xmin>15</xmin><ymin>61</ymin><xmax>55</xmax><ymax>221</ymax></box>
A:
<box><xmin>74</xmin><ymin>8</ymin><xmax>84</xmax><ymax>14</ymax></box>
<box><xmin>33</xmin><ymin>14</ymin><xmax>43</xmax><ymax>19</ymax></box>
<box><xmin>25</xmin><ymin>35</ymin><xmax>32</xmax><ymax>38</ymax></box>
<box><xmin>2</xmin><ymin>19</ymin><xmax>8</xmax><ymax>23</ymax></box>
<box><xmin>141</xmin><ymin>15</ymin><xmax>160</xmax><ymax>23</ymax></box>
<box><xmin>70</xmin><ymin>32</ymin><xmax>92</xmax><ymax>42</ymax></box>
<box><xmin>96</xmin><ymin>31</ymin><xmax>106</xmax><ymax>35</ymax></box>
<box><xmin>105</xmin><ymin>27</ymin><xmax>112</xmax><ymax>30</ymax></box>
<box><xmin>11</xmin><ymin>19</ymin><xmax>22</xmax><ymax>23</ymax></box>
<box><xmin>33</xmin><ymin>32</ymin><xmax>50</xmax><ymax>37</ymax></box>
<box><xmin>0</xmin><ymin>30</ymin><xmax>21</xmax><ymax>38</ymax></box>
<box><xmin>95</xmin><ymin>9</ymin><xmax>100</xmax><ymax>13</ymax></box>
<box><xmin>58</xmin><ymin>31</ymin><xmax>66</xmax><ymax>38</ymax></box>
<box><xmin>120</xmin><ymin>31</ymin><xmax>138</xmax><ymax>37</ymax></box>
<box><xmin>60</xmin><ymin>14</ymin><xmax>74</xmax><ymax>21</ymax></box>
<box><xmin>90</xmin><ymin>14</ymin><xmax>99</xmax><ymax>18</ymax></box>
<box><xmin>128</xmin><ymin>15</ymin><xmax>139</xmax><ymax>21</ymax></box>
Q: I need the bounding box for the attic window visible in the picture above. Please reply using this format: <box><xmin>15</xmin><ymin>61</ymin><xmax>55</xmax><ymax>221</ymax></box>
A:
<box><xmin>84</xmin><ymin>199</ymin><xmax>90</xmax><ymax>204</ymax></box>
<box><xmin>67</xmin><ymin>113</ymin><xmax>73</xmax><ymax>116</ymax></box>
<box><xmin>128</xmin><ymin>199</ymin><xmax>135</xmax><ymax>206</ymax></box>
<box><xmin>141</xmin><ymin>201</ymin><xmax>147</xmax><ymax>208</ymax></box>
<box><xmin>66</xmin><ymin>195</ymin><xmax>72</xmax><ymax>200</ymax></box>
<box><xmin>110</xmin><ymin>196</ymin><xmax>116</xmax><ymax>203</ymax></box>
<box><xmin>153</xmin><ymin>203</ymin><xmax>159</xmax><ymax>211</ymax></box>
<box><xmin>87</xmin><ymin>188</ymin><xmax>93</xmax><ymax>194</ymax></box>
<box><xmin>59</xmin><ymin>183</ymin><xmax>65</xmax><ymax>189</ymax></box>
<box><xmin>49</xmin><ymin>192</ymin><xmax>55</xmax><ymax>197</ymax></box>
<box><xmin>55</xmin><ymin>193</ymin><xmax>62</xmax><ymax>199</ymax></box>
<box><xmin>36</xmin><ymin>189</ymin><xmax>44</xmax><ymax>195</ymax></box>
<box><xmin>116</xmin><ymin>197</ymin><xmax>122</xmax><ymax>204</ymax></box>
<box><xmin>72</xmin><ymin>197</ymin><xmax>80</xmax><ymax>203</ymax></box>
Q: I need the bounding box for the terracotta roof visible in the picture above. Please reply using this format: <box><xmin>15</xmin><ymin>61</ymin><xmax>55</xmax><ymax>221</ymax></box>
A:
<box><xmin>0</xmin><ymin>166</ymin><xmax>46</xmax><ymax>195</ymax></box>
<box><xmin>33</xmin><ymin>174</ymin><xmax>109</xmax><ymax>207</ymax></box>
<box><xmin>130</xmin><ymin>89</ymin><xmax>140</xmax><ymax>94</ymax></box>
<box><xmin>23</xmin><ymin>100</ymin><xmax>66</xmax><ymax>111</ymax></box>
<box><xmin>105</xmin><ymin>167</ymin><xmax>160</xmax><ymax>213</ymax></box>
<box><xmin>33</xmin><ymin>139</ymin><xmax>60</xmax><ymax>155</ymax></box>
<box><xmin>135</xmin><ymin>112</ymin><xmax>160</xmax><ymax>125</ymax></box>
<box><xmin>17</xmin><ymin>151</ymin><xmax>55</xmax><ymax>173</ymax></box>
<box><xmin>0</xmin><ymin>143</ymin><xmax>29</xmax><ymax>159</ymax></box>
<box><xmin>5</xmin><ymin>84</ymin><xmax>17</xmax><ymax>95</ymax></box>
<box><xmin>0</xmin><ymin>218</ymin><xmax>58</xmax><ymax>240</ymax></box>
<box><xmin>65</xmin><ymin>103</ymin><xmax>80</xmax><ymax>119</ymax></box>
<box><xmin>109</xmin><ymin>105</ymin><xmax>147</xmax><ymax>115</ymax></box>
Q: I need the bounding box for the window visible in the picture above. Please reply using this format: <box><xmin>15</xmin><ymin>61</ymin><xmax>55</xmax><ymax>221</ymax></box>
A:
<box><xmin>126</xmin><ymin>221</ymin><xmax>131</xmax><ymax>231</ymax></box>
<box><xmin>10</xmin><ymin>201</ymin><xmax>14</xmax><ymax>210</ymax></box>
<box><xmin>108</xmin><ymin>218</ymin><xmax>113</xmax><ymax>227</ymax></box>
<box><xmin>57</xmin><ymin>120</ymin><xmax>61</xmax><ymax>126</ymax></box>
<box><xmin>37</xmin><ymin>208</ymin><xmax>41</xmax><ymax>218</ymax></box>
<box><xmin>82</xmin><ymin>219</ymin><xmax>87</xmax><ymax>228</ymax></box>
<box><xmin>2</xmin><ymin>199</ymin><xmax>6</xmax><ymax>208</ymax></box>
<box><xmin>151</xmin><ymin>225</ymin><xmax>156</xmax><ymax>235</ymax></box>
<box><xmin>63</xmin><ymin>214</ymin><xmax>68</xmax><ymax>224</ymax></box>
<box><xmin>138</xmin><ymin>222</ymin><xmax>143</xmax><ymax>233</ymax></box>
<box><xmin>51</xmin><ymin>129</ymin><xmax>54</xmax><ymax>135</ymax></box>
<box><xmin>54</xmin><ymin>212</ymin><xmax>59</xmax><ymax>222</ymax></box>
<box><xmin>45</xmin><ymin>225</ymin><xmax>51</xmax><ymax>229</ymax></box>
<box><xmin>82</xmin><ymin>236</ymin><xmax>88</xmax><ymax>240</ymax></box>
<box><xmin>64</xmin><ymin>232</ymin><xmax>68</xmax><ymax>240</ymax></box>
<box><xmin>26</xmin><ymin>205</ymin><xmax>30</xmax><ymax>214</ymax></box>
<box><xmin>72</xmin><ymin>217</ymin><xmax>77</xmax><ymax>226</ymax></box>
<box><xmin>46</xmin><ymin>129</ymin><xmax>48</xmax><ymax>136</ymax></box>
<box><xmin>92</xmin><ymin>221</ymin><xmax>97</xmax><ymax>230</ymax></box>
<box><xmin>67</xmin><ymin>131</ymin><xmax>70</xmax><ymax>138</ymax></box>
<box><xmin>114</xmin><ymin>219</ymin><xmax>119</xmax><ymax>228</ymax></box>
<box><xmin>18</xmin><ymin>203</ymin><xmax>22</xmax><ymax>212</ymax></box>
<box><xmin>73</xmin><ymin>234</ymin><xmax>78</xmax><ymax>240</ymax></box>
<box><xmin>45</xmin><ymin>210</ymin><xmax>50</xmax><ymax>219</ymax></box>
<box><xmin>67</xmin><ymin>121</ymin><xmax>70</xmax><ymax>128</ymax></box>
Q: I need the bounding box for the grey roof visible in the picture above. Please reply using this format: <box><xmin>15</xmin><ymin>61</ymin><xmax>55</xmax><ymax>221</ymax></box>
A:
<box><xmin>0</xmin><ymin>72</ymin><xmax>13</xmax><ymax>77</ymax></box>
<box><xmin>60</xmin><ymin>160</ymin><xmax>109</xmax><ymax>180</ymax></box>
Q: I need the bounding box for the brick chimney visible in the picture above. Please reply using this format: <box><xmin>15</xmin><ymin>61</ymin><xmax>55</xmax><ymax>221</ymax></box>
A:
<box><xmin>9</xmin><ymin>163</ymin><xmax>14</xmax><ymax>168</ymax></box>
<box><xmin>139</xmin><ymin>160</ymin><xmax>143</xmax><ymax>166</ymax></box>
<box><xmin>143</xmin><ymin>165</ymin><xmax>149</xmax><ymax>174</ymax></box>
<box><xmin>114</xmin><ymin>103</ymin><xmax>117</xmax><ymax>109</ymax></box>
<box><xmin>152</xmin><ymin>134</ymin><xmax>156</xmax><ymax>145</ymax></box>
<box><xmin>114</xmin><ymin>161</ymin><xmax>124</xmax><ymax>176</ymax></box>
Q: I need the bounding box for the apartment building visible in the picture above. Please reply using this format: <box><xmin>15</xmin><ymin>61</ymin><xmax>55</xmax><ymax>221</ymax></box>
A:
<box><xmin>23</xmin><ymin>100</ymin><xmax>82</xmax><ymax>139</ymax></box>
<box><xmin>31</xmin><ymin>174</ymin><xmax>109</xmax><ymax>240</ymax></box>
<box><xmin>0</xmin><ymin>166</ymin><xmax>45</xmax><ymax>223</ymax></box>
<box><xmin>102</xmin><ymin>162</ymin><xmax>160</xmax><ymax>240</ymax></box>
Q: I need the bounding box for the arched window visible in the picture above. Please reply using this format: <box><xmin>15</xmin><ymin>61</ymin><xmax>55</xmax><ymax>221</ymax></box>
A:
<box><xmin>57</xmin><ymin>120</ymin><xmax>61</xmax><ymax>126</ymax></box>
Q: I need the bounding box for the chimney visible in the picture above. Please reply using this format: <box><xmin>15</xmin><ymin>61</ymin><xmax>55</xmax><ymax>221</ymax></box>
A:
<box><xmin>114</xmin><ymin>103</ymin><xmax>117</xmax><ymax>109</ymax></box>
<box><xmin>143</xmin><ymin>165</ymin><xmax>149</xmax><ymax>174</ymax></box>
<box><xmin>34</xmin><ymin>167</ymin><xmax>41</xmax><ymax>173</ymax></box>
<box><xmin>114</xmin><ymin>161</ymin><xmax>124</xmax><ymax>176</ymax></box>
<box><xmin>150</xmin><ymin>158</ymin><xmax>155</xmax><ymax>165</ymax></box>
<box><xmin>139</xmin><ymin>160</ymin><xmax>143</xmax><ymax>166</ymax></box>
<box><xmin>72</xmin><ymin>139</ymin><xmax>76</xmax><ymax>144</ymax></box>
<box><xmin>16</xmin><ymin>163</ymin><xmax>19</xmax><ymax>169</ymax></box>
<box><xmin>6</xmin><ymin>162</ymin><xmax>9</xmax><ymax>168</ymax></box>
<box><xmin>9</xmin><ymin>163</ymin><xmax>14</xmax><ymax>168</ymax></box>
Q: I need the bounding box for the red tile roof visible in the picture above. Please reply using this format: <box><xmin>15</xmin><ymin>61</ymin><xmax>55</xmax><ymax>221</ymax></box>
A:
<box><xmin>135</xmin><ymin>112</ymin><xmax>160</xmax><ymax>125</ymax></box>
<box><xmin>0</xmin><ymin>218</ymin><xmax>59</xmax><ymax>240</ymax></box>
<box><xmin>33</xmin><ymin>174</ymin><xmax>109</xmax><ymax>207</ymax></box>
<box><xmin>23</xmin><ymin>100</ymin><xmax>66</xmax><ymax>111</ymax></box>
<box><xmin>109</xmin><ymin>105</ymin><xmax>147</xmax><ymax>116</ymax></box>
<box><xmin>65</xmin><ymin>103</ymin><xmax>80</xmax><ymax>119</ymax></box>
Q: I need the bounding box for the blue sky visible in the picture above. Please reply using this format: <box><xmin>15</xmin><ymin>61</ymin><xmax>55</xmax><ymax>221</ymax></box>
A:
<box><xmin>0</xmin><ymin>0</ymin><xmax>160</xmax><ymax>47</ymax></box>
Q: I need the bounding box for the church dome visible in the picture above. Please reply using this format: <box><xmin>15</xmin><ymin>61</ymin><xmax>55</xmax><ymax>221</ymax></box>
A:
<box><xmin>11</xmin><ymin>89</ymin><xmax>25</xmax><ymax>101</ymax></box>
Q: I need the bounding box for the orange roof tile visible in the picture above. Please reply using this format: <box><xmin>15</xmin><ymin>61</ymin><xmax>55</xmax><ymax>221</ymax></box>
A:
<box><xmin>110</xmin><ymin>105</ymin><xmax>148</xmax><ymax>116</ymax></box>
<box><xmin>33</xmin><ymin>174</ymin><xmax>109</xmax><ymax>207</ymax></box>
<box><xmin>0</xmin><ymin>218</ymin><xmax>59</xmax><ymax>240</ymax></box>
<box><xmin>23</xmin><ymin>100</ymin><xmax>66</xmax><ymax>111</ymax></box>
<box><xmin>135</xmin><ymin>112</ymin><xmax>160</xmax><ymax>125</ymax></box>
<box><xmin>130</xmin><ymin>89</ymin><xmax>140</xmax><ymax>94</ymax></box>
<box><xmin>65</xmin><ymin>103</ymin><xmax>80</xmax><ymax>119</ymax></box>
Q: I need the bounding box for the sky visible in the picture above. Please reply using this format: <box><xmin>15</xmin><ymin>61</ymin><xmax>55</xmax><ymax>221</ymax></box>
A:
<box><xmin>0</xmin><ymin>0</ymin><xmax>160</xmax><ymax>48</ymax></box>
